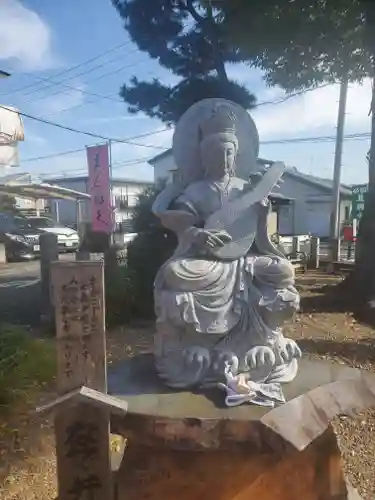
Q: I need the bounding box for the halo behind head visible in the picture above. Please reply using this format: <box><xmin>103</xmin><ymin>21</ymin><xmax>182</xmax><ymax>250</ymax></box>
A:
<box><xmin>173</xmin><ymin>98</ymin><xmax>259</xmax><ymax>186</ymax></box>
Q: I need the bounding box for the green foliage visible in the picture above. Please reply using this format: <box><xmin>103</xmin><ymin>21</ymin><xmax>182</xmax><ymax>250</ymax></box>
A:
<box><xmin>0</xmin><ymin>194</ymin><xmax>19</xmax><ymax>214</ymax></box>
<box><xmin>121</xmin><ymin>75</ymin><xmax>256</xmax><ymax>124</ymax></box>
<box><xmin>107</xmin><ymin>183</ymin><xmax>176</xmax><ymax>320</ymax></box>
<box><xmin>0</xmin><ymin>324</ymin><xmax>55</xmax><ymax>411</ymax></box>
<box><xmin>127</xmin><ymin>183</ymin><xmax>177</xmax><ymax>318</ymax></box>
<box><xmin>218</xmin><ymin>0</ymin><xmax>372</xmax><ymax>90</ymax></box>
<box><xmin>105</xmin><ymin>264</ymin><xmax>136</xmax><ymax>326</ymax></box>
<box><xmin>103</xmin><ymin>183</ymin><xmax>177</xmax><ymax>323</ymax></box>
<box><xmin>112</xmin><ymin>0</ymin><xmax>256</xmax><ymax>123</ymax></box>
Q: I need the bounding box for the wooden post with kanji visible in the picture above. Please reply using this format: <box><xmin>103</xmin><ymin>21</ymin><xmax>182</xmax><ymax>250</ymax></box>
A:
<box><xmin>47</xmin><ymin>260</ymin><xmax>125</xmax><ymax>500</ymax></box>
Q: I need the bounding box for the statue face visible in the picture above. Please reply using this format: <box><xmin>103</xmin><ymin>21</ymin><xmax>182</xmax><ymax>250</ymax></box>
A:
<box><xmin>200</xmin><ymin>138</ymin><xmax>237</xmax><ymax>179</ymax></box>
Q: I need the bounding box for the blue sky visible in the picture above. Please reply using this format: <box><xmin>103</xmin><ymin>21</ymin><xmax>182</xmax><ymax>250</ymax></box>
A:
<box><xmin>0</xmin><ymin>0</ymin><xmax>372</xmax><ymax>185</ymax></box>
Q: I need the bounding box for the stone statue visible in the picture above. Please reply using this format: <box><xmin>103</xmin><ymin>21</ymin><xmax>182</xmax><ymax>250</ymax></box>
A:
<box><xmin>152</xmin><ymin>98</ymin><xmax>301</xmax><ymax>406</ymax></box>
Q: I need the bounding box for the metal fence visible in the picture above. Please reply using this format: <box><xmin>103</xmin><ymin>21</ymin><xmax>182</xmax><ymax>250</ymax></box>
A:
<box><xmin>278</xmin><ymin>237</ymin><xmax>356</xmax><ymax>263</ymax></box>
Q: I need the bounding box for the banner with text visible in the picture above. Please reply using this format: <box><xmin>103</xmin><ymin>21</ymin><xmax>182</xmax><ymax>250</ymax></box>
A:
<box><xmin>351</xmin><ymin>183</ymin><xmax>368</xmax><ymax>221</ymax></box>
<box><xmin>87</xmin><ymin>143</ymin><xmax>112</xmax><ymax>233</ymax></box>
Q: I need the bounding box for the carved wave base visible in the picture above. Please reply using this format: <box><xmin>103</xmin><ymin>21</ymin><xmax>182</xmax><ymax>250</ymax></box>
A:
<box><xmin>109</xmin><ymin>356</ymin><xmax>371</xmax><ymax>499</ymax></box>
<box><xmin>154</xmin><ymin>322</ymin><xmax>300</xmax><ymax>391</ymax></box>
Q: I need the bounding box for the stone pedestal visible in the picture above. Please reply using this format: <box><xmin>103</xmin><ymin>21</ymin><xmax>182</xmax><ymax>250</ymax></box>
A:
<box><xmin>108</xmin><ymin>355</ymin><xmax>373</xmax><ymax>499</ymax></box>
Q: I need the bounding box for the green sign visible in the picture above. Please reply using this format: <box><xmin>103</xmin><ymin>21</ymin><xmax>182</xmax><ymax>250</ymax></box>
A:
<box><xmin>351</xmin><ymin>183</ymin><xmax>368</xmax><ymax>220</ymax></box>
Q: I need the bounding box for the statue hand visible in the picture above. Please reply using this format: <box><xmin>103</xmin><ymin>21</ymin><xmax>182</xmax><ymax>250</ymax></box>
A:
<box><xmin>246</xmin><ymin>166</ymin><xmax>284</xmax><ymax>202</ymax></box>
<box><xmin>278</xmin><ymin>339</ymin><xmax>302</xmax><ymax>364</ymax></box>
<box><xmin>192</xmin><ymin>228</ymin><xmax>232</xmax><ymax>249</ymax></box>
<box><xmin>245</xmin><ymin>346</ymin><xmax>276</xmax><ymax>370</ymax></box>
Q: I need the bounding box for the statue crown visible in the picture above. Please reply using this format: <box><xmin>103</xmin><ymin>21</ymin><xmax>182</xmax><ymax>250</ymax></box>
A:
<box><xmin>199</xmin><ymin>104</ymin><xmax>237</xmax><ymax>140</ymax></box>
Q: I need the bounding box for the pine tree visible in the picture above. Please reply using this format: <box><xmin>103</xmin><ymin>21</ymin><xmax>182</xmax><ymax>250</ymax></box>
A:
<box><xmin>112</xmin><ymin>0</ymin><xmax>256</xmax><ymax>124</ymax></box>
<box><xmin>219</xmin><ymin>0</ymin><xmax>375</xmax><ymax>318</ymax></box>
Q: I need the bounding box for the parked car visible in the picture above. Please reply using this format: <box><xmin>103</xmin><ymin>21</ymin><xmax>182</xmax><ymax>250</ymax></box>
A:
<box><xmin>26</xmin><ymin>216</ymin><xmax>80</xmax><ymax>252</ymax></box>
<box><xmin>0</xmin><ymin>212</ymin><xmax>44</xmax><ymax>261</ymax></box>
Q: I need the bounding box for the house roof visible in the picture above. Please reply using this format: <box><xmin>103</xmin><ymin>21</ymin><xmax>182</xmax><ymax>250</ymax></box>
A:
<box><xmin>0</xmin><ymin>182</ymin><xmax>91</xmax><ymax>201</ymax></box>
<box><xmin>148</xmin><ymin>149</ymin><xmax>172</xmax><ymax>165</ymax></box>
<box><xmin>285</xmin><ymin>167</ymin><xmax>352</xmax><ymax>197</ymax></box>
<box><xmin>45</xmin><ymin>175</ymin><xmax>154</xmax><ymax>186</ymax></box>
<box><xmin>148</xmin><ymin>148</ymin><xmax>352</xmax><ymax>197</ymax></box>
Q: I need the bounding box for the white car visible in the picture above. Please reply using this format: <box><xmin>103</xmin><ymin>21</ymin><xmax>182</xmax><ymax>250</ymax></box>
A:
<box><xmin>26</xmin><ymin>216</ymin><xmax>80</xmax><ymax>252</ymax></box>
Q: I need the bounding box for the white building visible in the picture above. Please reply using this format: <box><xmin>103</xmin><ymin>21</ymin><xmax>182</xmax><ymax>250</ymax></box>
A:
<box><xmin>148</xmin><ymin>150</ymin><xmax>352</xmax><ymax>238</ymax></box>
<box><xmin>45</xmin><ymin>175</ymin><xmax>153</xmax><ymax>232</ymax></box>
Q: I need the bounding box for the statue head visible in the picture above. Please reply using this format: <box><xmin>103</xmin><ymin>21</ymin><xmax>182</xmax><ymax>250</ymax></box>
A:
<box><xmin>198</xmin><ymin>104</ymin><xmax>238</xmax><ymax>180</ymax></box>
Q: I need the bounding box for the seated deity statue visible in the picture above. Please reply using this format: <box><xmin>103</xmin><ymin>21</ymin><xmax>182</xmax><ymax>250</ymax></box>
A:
<box><xmin>151</xmin><ymin>98</ymin><xmax>301</xmax><ymax>406</ymax></box>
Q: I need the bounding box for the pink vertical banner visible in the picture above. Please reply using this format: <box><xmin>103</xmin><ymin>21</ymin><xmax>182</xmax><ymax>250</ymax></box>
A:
<box><xmin>86</xmin><ymin>143</ymin><xmax>112</xmax><ymax>233</ymax></box>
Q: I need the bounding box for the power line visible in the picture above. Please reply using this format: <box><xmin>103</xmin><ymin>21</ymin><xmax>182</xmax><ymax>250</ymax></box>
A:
<box><xmin>0</xmin><ymin>104</ymin><xmax>168</xmax><ymax>150</ymax></box>
<box><xmin>19</xmin><ymin>75</ymin><xmax>123</xmax><ymax>104</ymax></box>
<box><xmin>38</xmin><ymin>61</ymin><xmax>165</xmax><ymax>118</ymax></box>
<box><xmin>37</xmin><ymin>154</ymin><xmax>154</xmax><ymax>179</ymax></box>
<box><xmin>22</xmin><ymin>128</ymin><xmax>172</xmax><ymax>163</ymax></box>
<box><xmin>0</xmin><ymin>41</ymin><xmax>132</xmax><ymax>98</ymax></box>
<box><xmin>37</xmin><ymin>77</ymin><xmax>337</xmax><ymax>123</ymax></box>
<box><xmin>27</xmin><ymin>130</ymin><xmax>370</xmax><ymax>180</ymax></box>
<box><xmin>261</xmin><ymin>132</ymin><xmax>370</xmax><ymax>145</ymax></box>
<box><xmin>34</xmin><ymin>57</ymin><xmax>151</xmax><ymax>116</ymax></box>
<box><xmin>20</xmin><ymin>127</ymin><xmax>371</xmax><ymax>166</ymax></box>
<box><xmin>18</xmin><ymin>48</ymin><xmax>140</xmax><ymax>103</ymax></box>
<box><xmin>256</xmin><ymin>83</ymin><xmax>333</xmax><ymax>107</ymax></box>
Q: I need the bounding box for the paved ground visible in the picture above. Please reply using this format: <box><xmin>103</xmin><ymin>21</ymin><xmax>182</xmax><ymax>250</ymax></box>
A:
<box><xmin>0</xmin><ymin>255</ymin><xmax>74</xmax><ymax>325</ymax></box>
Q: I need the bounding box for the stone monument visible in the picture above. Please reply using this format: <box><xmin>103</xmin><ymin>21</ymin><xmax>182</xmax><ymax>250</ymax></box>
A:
<box><xmin>107</xmin><ymin>99</ymin><xmax>375</xmax><ymax>498</ymax></box>
<box><xmin>152</xmin><ymin>98</ymin><xmax>301</xmax><ymax>406</ymax></box>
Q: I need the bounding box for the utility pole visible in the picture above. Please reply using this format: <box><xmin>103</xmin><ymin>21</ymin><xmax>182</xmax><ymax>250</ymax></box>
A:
<box><xmin>330</xmin><ymin>76</ymin><xmax>349</xmax><ymax>262</ymax></box>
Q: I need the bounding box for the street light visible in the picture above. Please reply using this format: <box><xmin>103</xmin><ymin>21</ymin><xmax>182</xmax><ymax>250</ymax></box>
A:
<box><xmin>0</xmin><ymin>70</ymin><xmax>11</xmax><ymax>78</ymax></box>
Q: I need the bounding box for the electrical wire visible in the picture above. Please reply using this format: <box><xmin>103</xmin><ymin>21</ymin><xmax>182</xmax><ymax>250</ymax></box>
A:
<box><xmin>37</xmin><ymin>154</ymin><xmax>155</xmax><ymax>179</ymax></box>
<box><xmin>18</xmin><ymin>48</ymin><xmax>141</xmax><ymax>104</ymax></box>
<box><xmin>256</xmin><ymin>83</ymin><xmax>333</xmax><ymax>107</ymax></box>
<box><xmin>0</xmin><ymin>41</ymin><xmax>133</xmax><ymax>97</ymax></box>
<box><xmin>21</xmin><ymin>128</ymin><xmax>172</xmax><ymax>163</ymax></box>
<box><xmin>0</xmin><ymin>104</ymin><xmax>168</xmax><ymax>150</ymax></box>
<box><xmin>27</xmin><ymin>130</ymin><xmax>370</xmax><ymax>181</ymax></box>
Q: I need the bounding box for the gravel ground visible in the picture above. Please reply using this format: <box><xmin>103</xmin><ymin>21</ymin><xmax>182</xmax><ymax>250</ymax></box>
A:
<box><xmin>1</xmin><ymin>272</ymin><xmax>375</xmax><ymax>499</ymax></box>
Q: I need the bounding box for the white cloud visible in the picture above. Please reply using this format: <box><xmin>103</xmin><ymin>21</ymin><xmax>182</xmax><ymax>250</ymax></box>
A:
<box><xmin>252</xmin><ymin>79</ymin><xmax>372</xmax><ymax>139</ymax></box>
<box><xmin>0</xmin><ymin>0</ymin><xmax>56</xmax><ymax>71</ymax></box>
<box><xmin>227</xmin><ymin>65</ymin><xmax>372</xmax><ymax>139</ymax></box>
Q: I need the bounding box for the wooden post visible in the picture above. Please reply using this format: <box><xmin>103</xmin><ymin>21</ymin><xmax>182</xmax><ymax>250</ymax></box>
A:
<box><xmin>40</xmin><ymin>233</ymin><xmax>59</xmax><ymax>322</ymax></box>
<box><xmin>50</xmin><ymin>261</ymin><xmax>117</xmax><ymax>500</ymax></box>
<box><xmin>76</xmin><ymin>250</ymin><xmax>91</xmax><ymax>261</ymax></box>
<box><xmin>292</xmin><ymin>236</ymin><xmax>300</xmax><ymax>259</ymax></box>
<box><xmin>309</xmin><ymin>237</ymin><xmax>320</xmax><ymax>269</ymax></box>
<box><xmin>0</xmin><ymin>243</ymin><xmax>6</xmax><ymax>263</ymax></box>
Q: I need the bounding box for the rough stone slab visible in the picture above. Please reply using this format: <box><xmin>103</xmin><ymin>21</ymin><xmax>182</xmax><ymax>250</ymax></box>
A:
<box><xmin>109</xmin><ymin>354</ymin><xmax>375</xmax><ymax>452</ymax></box>
<box><xmin>114</xmin><ymin>426</ymin><xmax>352</xmax><ymax>499</ymax></box>
<box><xmin>36</xmin><ymin>386</ymin><xmax>128</xmax><ymax>416</ymax></box>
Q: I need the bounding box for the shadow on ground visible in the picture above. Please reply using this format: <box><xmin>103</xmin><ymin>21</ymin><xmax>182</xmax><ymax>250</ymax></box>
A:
<box><xmin>298</xmin><ymin>337</ymin><xmax>375</xmax><ymax>364</ymax></box>
<box><xmin>298</xmin><ymin>275</ymin><xmax>356</xmax><ymax>314</ymax></box>
<box><xmin>0</xmin><ymin>282</ymin><xmax>41</xmax><ymax>326</ymax></box>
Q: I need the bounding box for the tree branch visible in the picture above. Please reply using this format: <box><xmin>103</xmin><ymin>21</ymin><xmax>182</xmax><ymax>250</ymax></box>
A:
<box><xmin>178</xmin><ymin>0</ymin><xmax>204</xmax><ymax>22</ymax></box>
<box><xmin>178</xmin><ymin>0</ymin><xmax>228</xmax><ymax>82</ymax></box>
